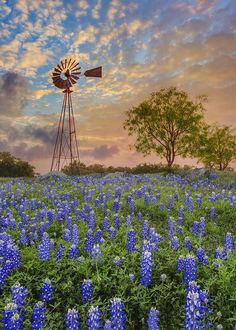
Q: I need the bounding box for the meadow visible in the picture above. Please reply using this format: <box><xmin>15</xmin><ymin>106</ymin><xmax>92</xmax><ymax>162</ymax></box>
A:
<box><xmin>0</xmin><ymin>172</ymin><xmax>235</xmax><ymax>329</ymax></box>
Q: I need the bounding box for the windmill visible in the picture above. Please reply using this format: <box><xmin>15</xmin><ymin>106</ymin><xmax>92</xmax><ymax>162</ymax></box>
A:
<box><xmin>50</xmin><ymin>58</ymin><xmax>102</xmax><ymax>172</ymax></box>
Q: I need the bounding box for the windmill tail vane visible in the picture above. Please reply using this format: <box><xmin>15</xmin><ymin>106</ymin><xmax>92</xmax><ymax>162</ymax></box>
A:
<box><xmin>50</xmin><ymin>58</ymin><xmax>102</xmax><ymax>173</ymax></box>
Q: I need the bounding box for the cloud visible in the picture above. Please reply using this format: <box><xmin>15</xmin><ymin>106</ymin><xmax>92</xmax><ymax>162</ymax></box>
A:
<box><xmin>0</xmin><ymin>72</ymin><xmax>31</xmax><ymax>117</ymax></box>
<box><xmin>92</xmin><ymin>0</ymin><xmax>102</xmax><ymax>19</ymax></box>
<box><xmin>82</xmin><ymin>144</ymin><xmax>120</xmax><ymax>159</ymax></box>
<box><xmin>32</xmin><ymin>89</ymin><xmax>53</xmax><ymax>100</ymax></box>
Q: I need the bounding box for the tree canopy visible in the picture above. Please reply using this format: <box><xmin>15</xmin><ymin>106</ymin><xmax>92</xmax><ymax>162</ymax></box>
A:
<box><xmin>196</xmin><ymin>125</ymin><xmax>236</xmax><ymax>170</ymax></box>
<box><xmin>0</xmin><ymin>152</ymin><xmax>35</xmax><ymax>177</ymax></box>
<box><xmin>123</xmin><ymin>86</ymin><xmax>207</xmax><ymax>167</ymax></box>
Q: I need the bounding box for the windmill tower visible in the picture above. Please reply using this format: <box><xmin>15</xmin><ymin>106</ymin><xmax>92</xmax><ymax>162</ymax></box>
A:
<box><xmin>50</xmin><ymin>59</ymin><xmax>102</xmax><ymax>172</ymax></box>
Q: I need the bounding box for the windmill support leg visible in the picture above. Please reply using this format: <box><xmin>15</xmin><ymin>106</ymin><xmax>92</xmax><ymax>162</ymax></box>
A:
<box><xmin>50</xmin><ymin>89</ymin><xmax>80</xmax><ymax>172</ymax></box>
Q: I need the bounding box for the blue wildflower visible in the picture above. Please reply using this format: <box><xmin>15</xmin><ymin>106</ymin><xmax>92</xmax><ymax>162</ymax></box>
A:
<box><xmin>184</xmin><ymin>237</ymin><xmax>192</xmax><ymax>251</ymax></box>
<box><xmin>87</xmin><ymin>306</ymin><xmax>101</xmax><ymax>330</ymax></box>
<box><xmin>184</xmin><ymin>281</ymin><xmax>211</xmax><ymax>329</ymax></box>
<box><xmin>196</xmin><ymin>248</ymin><xmax>208</xmax><ymax>265</ymax></box>
<box><xmin>224</xmin><ymin>232</ymin><xmax>234</xmax><ymax>251</ymax></box>
<box><xmin>140</xmin><ymin>250</ymin><xmax>153</xmax><ymax>287</ymax></box>
<box><xmin>81</xmin><ymin>280</ymin><xmax>93</xmax><ymax>304</ymax></box>
<box><xmin>184</xmin><ymin>255</ymin><xmax>197</xmax><ymax>286</ymax></box>
<box><xmin>109</xmin><ymin>298</ymin><xmax>126</xmax><ymax>330</ymax></box>
<box><xmin>65</xmin><ymin>308</ymin><xmax>80</xmax><ymax>330</ymax></box>
<box><xmin>91</xmin><ymin>244</ymin><xmax>103</xmax><ymax>260</ymax></box>
<box><xmin>37</xmin><ymin>232</ymin><xmax>53</xmax><ymax>261</ymax></box>
<box><xmin>127</xmin><ymin>229</ymin><xmax>136</xmax><ymax>253</ymax></box>
<box><xmin>2</xmin><ymin>303</ymin><xmax>20</xmax><ymax>330</ymax></box>
<box><xmin>40</xmin><ymin>279</ymin><xmax>53</xmax><ymax>303</ymax></box>
<box><xmin>171</xmin><ymin>236</ymin><xmax>180</xmax><ymax>250</ymax></box>
<box><xmin>147</xmin><ymin>307</ymin><xmax>160</xmax><ymax>330</ymax></box>
<box><xmin>30</xmin><ymin>301</ymin><xmax>46</xmax><ymax>330</ymax></box>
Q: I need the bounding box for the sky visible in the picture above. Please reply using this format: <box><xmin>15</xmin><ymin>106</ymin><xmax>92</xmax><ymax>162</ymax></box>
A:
<box><xmin>0</xmin><ymin>0</ymin><xmax>235</xmax><ymax>174</ymax></box>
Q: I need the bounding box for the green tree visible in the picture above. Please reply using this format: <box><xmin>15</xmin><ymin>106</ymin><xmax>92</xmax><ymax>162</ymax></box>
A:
<box><xmin>197</xmin><ymin>125</ymin><xmax>236</xmax><ymax>170</ymax></box>
<box><xmin>0</xmin><ymin>152</ymin><xmax>35</xmax><ymax>177</ymax></box>
<box><xmin>123</xmin><ymin>87</ymin><xmax>207</xmax><ymax>167</ymax></box>
<box><xmin>61</xmin><ymin>160</ymin><xmax>87</xmax><ymax>175</ymax></box>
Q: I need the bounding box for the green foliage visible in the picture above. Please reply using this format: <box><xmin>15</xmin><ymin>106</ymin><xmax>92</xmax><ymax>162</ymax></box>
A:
<box><xmin>0</xmin><ymin>152</ymin><xmax>35</xmax><ymax>177</ymax></box>
<box><xmin>123</xmin><ymin>86</ymin><xmax>207</xmax><ymax>167</ymax></box>
<box><xmin>196</xmin><ymin>125</ymin><xmax>236</xmax><ymax>170</ymax></box>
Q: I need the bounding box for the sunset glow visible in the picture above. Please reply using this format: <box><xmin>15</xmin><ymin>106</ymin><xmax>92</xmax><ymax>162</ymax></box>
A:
<box><xmin>0</xmin><ymin>0</ymin><xmax>235</xmax><ymax>173</ymax></box>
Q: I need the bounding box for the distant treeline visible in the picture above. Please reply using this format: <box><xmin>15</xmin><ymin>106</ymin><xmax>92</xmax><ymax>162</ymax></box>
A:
<box><xmin>61</xmin><ymin>161</ymin><xmax>198</xmax><ymax>176</ymax></box>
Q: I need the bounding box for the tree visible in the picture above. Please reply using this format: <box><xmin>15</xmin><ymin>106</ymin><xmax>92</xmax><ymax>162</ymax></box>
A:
<box><xmin>123</xmin><ymin>87</ymin><xmax>207</xmax><ymax>167</ymax></box>
<box><xmin>197</xmin><ymin>125</ymin><xmax>236</xmax><ymax>170</ymax></box>
<box><xmin>0</xmin><ymin>152</ymin><xmax>35</xmax><ymax>177</ymax></box>
<box><xmin>61</xmin><ymin>160</ymin><xmax>87</xmax><ymax>175</ymax></box>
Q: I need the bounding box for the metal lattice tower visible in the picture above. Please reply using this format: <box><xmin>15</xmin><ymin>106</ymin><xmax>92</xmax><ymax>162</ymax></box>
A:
<box><xmin>50</xmin><ymin>58</ymin><xmax>102</xmax><ymax>172</ymax></box>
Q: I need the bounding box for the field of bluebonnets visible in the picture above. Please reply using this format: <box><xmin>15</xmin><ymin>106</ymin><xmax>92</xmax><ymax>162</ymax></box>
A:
<box><xmin>0</xmin><ymin>172</ymin><xmax>235</xmax><ymax>329</ymax></box>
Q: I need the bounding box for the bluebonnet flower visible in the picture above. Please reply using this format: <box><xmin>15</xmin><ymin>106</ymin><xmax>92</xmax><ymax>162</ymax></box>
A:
<box><xmin>40</xmin><ymin>279</ymin><xmax>53</xmax><ymax>303</ymax></box>
<box><xmin>137</xmin><ymin>212</ymin><xmax>142</xmax><ymax>221</ymax></box>
<box><xmin>149</xmin><ymin>229</ymin><xmax>162</xmax><ymax>252</ymax></box>
<box><xmin>167</xmin><ymin>195</ymin><xmax>173</xmax><ymax>211</ymax></box>
<box><xmin>179</xmin><ymin>205</ymin><xmax>184</xmax><ymax>217</ymax></box>
<box><xmin>109</xmin><ymin>298</ymin><xmax>126</xmax><ymax>330</ymax></box>
<box><xmin>140</xmin><ymin>250</ymin><xmax>153</xmax><ymax>287</ymax></box>
<box><xmin>196</xmin><ymin>194</ymin><xmax>202</xmax><ymax>206</ymax></box>
<box><xmin>214</xmin><ymin>247</ymin><xmax>227</xmax><ymax>261</ymax></box>
<box><xmin>65</xmin><ymin>308</ymin><xmax>80</xmax><ymax>330</ymax></box>
<box><xmin>184</xmin><ymin>255</ymin><xmax>197</xmax><ymax>286</ymax></box>
<box><xmin>184</xmin><ymin>281</ymin><xmax>211</xmax><ymax>329</ymax></box>
<box><xmin>55</xmin><ymin>244</ymin><xmax>65</xmax><ymax>261</ymax></box>
<box><xmin>147</xmin><ymin>308</ymin><xmax>160</xmax><ymax>330</ymax></box>
<box><xmin>113</xmin><ymin>256</ymin><xmax>125</xmax><ymax>266</ymax></box>
<box><xmin>187</xmin><ymin>197</ymin><xmax>193</xmax><ymax>213</ymax></box>
<box><xmin>129</xmin><ymin>274</ymin><xmax>135</xmax><ymax>282</ymax></box>
<box><xmin>104</xmin><ymin>320</ymin><xmax>112</xmax><ymax>330</ymax></box>
<box><xmin>85</xmin><ymin>229</ymin><xmax>94</xmax><ymax>254</ymax></box>
<box><xmin>224</xmin><ymin>232</ymin><xmax>234</xmax><ymax>251</ymax></box>
<box><xmin>167</xmin><ymin>217</ymin><xmax>176</xmax><ymax>240</ymax></box>
<box><xmin>151</xmin><ymin>197</ymin><xmax>156</xmax><ymax>205</ymax></box>
<box><xmin>91</xmin><ymin>244</ymin><xmax>103</xmax><ymax>260</ymax></box>
<box><xmin>95</xmin><ymin>230</ymin><xmax>104</xmax><ymax>244</ymax></box>
<box><xmin>30</xmin><ymin>301</ymin><xmax>46</xmax><ymax>330</ymax></box>
<box><xmin>87</xmin><ymin>306</ymin><xmax>101</xmax><ymax>330</ymax></box>
<box><xmin>71</xmin><ymin>224</ymin><xmax>79</xmax><ymax>246</ymax></box>
<box><xmin>210</xmin><ymin>207</ymin><xmax>216</xmax><ymax>220</ymax></box>
<box><xmin>127</xmin><ymin>229</ymin><xmax>136</xmax><ymax>253</ymax></box>
<box><xmin>142</xmin><ymin>220</ymin><xmax>150</xmax><ymax>240</ymax></box>
<box><xmin>11</xmin><ymin>282</ymin><xmax>27</xmax><ymax>326</ymax></box>
<box><xmin>196</xmin><ymin>248</ymin><xmax>208</xmax><ymax>265</ymax></box>
<box><xmin>109</xmin><ymin>227</ymin><xmax>116</xmax><ymax>240</ymax></box>
<box><xmin>176</xmin><ymin>226</ymin><xmax>183</xmax><ymax>235</ymax></box>
<box><xmin>178</xmin><ymin>217</ymin><xmax>184</xmax><ymax>225</ymax></box>
<box><xmin>184</xmin><ymin>237</ymin><xmax>192</xmax><ymax>251</ymax></box>
<box><xmin>177</xmin><ymin>256</ymin><xmax>186</xmax><ymax>272</ymax></box>
<box><xmin>103</xmin><ymin>217</ymin><xmax>110</xmax><ymax>231</ymax></box>
<box><xmin>192</xmin><ymin>218</ymin><xmax>206</xmax><ymax>238</ymax></box>
<box><xmin>88</xmin><ymin>211</ymin><xmax>96</xmax><ymax>230</ymax></box>
<box><xmin>129</xmin><ymin>199</ymin><xmax>136</xmax><ymax>213</ymax></box>
<box><xmin>144</xmin><ymin>193</ymin><xmax>151</xmax><ymax>205</ymax></box>
<box><xmin>81</xmin><ymin>280</ymin><xmax>93</xmax><ymax>304</ymax></box>
<box><xmin>115</xmin><ymin>187</ymin><xmax>122</xmax><ymax>199</ymax></box>
<box><xmin>2</xmin><ymin>303</ymin><xmax>20</xmax><ymax>330</ymax></box>
<box><xmin>171</xmin><ymin>236</ymin><xmax>180</xmax><ymax>250</ymax></box>
<box><xmin>113</xmin><ymin>214</ymin><xmax>120</xmax><ymax>229</ymax></box>
<box><xmin>19</xmin><ymin>230</ymin><xmax>28</xmax><ymax>245</ymax></box>
<box><xmin>69</xmin><ymin>244</ymin><xmax>78</xmax><ymax>259</ymax></box>
<box><xmin>125</xmin><ymin>215</ymin><xmax>132</xmax><ymax>227</ymax></box>
<box><xmin>159</xmin><ymin>202</ymin><xmax>164</xmax><ymax>211</ymax></box>
<box><xmin>37</xmin><ymin>232</ymin><xmax>53</xmax><ymax>261</ymax></box>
